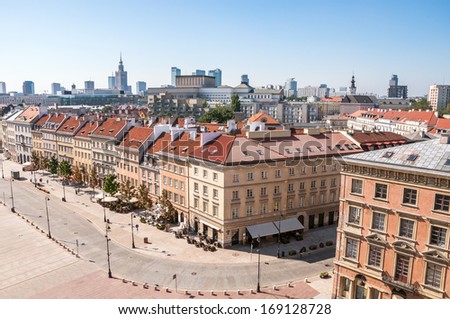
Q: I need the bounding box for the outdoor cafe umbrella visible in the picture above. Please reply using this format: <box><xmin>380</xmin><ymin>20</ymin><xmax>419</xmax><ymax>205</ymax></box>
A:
<box><xmin>94</xmin><ymin>193</ymin><xmax>105</xmax><ymax>200</ymax></box>
<box><xmin>128</xmin><ymin>197</ymin><xmax>139</xmax><ymax>204</ymax></box>
<box><xmin>102</xmin><ymin>196</ymin><xmax>119</xmax><ymax>203</ymax></box>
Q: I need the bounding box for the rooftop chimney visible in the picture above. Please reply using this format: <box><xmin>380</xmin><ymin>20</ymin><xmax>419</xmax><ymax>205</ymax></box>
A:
<box><xmin>440</xmin><ymin>133</ymin><xmax>450</xmax><ymax>144</ymax></box>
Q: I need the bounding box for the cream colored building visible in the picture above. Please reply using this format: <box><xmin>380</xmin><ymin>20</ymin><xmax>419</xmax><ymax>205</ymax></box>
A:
<box><xmin>73</xmin><ymin>120</ymin><xmax>101</xmax><ymax>179</ymax></box>
<box><xmin>428</xmin><ymin>84</ymin><xmax>450</xmax><ymax>112</ymax></box>
<box><xmin>186</xmin><ymin>126</ymin><xmax>361</xmax><ymax>247</ymax></box>
<box><xmin>56</xmin><ymin>115</ymin><xmax>86</xmax><ymax>164</ymax></box>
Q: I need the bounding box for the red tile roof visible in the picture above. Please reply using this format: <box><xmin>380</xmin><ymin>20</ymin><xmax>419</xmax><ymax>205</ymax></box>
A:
<box><xmin>190</xmin><ymin>135</ymin><xmax>236</xmax><ymax>164</ymax></box>
<box><xmin>349</xmin><ymin>131</ymin><xmax>408</xmax><ymax>144</ymax></box>
<box><xmin>147</xmin><ymin>132</ymin><xmax>171</xmax><ymax>155</ymax></box>
<box><xmin>91</xmin><ymin>117</ymin><xmax>128</xmax><ymax>138</ymax></box>
<box><xmin>35</xmin><ymin>114</ymin><xmax>50</xmax><ymax>127</ymax></box>
<box><xmin>160</xmin><ymin>131</ymin><xmax>200</xmax><ymax>158</ymax></box>
<box><xmin>56</xmin><ymin>116</ymin><xmax>85</xmax><ymax>135</ymax></box>
<box><xmin>75</xmin><ymin>121</ymin><xmax>101</xmax><ymax>139</ymax></box>
<box><xmin>247</xmin><ymin>111</ymin><xmax>280</xmax><ymax>125</ymax></box>
<box><xmin>429</xmin><ymin>118</ymin><xmax>450</xmax><ymax>134</ymax></box>
<box><xmin>119</xmin><ymin>126</ymin><xmax>154</xmax><ymax>148</ymax></box>
<box><xmin>41</xmin><ymin>113</ymin><xmax>68</xmax><ymax>131</ymax></box>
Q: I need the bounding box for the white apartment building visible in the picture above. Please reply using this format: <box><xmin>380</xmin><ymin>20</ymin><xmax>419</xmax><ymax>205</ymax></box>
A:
<box><xmin>428</xmin><ymin>84</ymin><xmax>450</xmax><ymax>112</ymax></box>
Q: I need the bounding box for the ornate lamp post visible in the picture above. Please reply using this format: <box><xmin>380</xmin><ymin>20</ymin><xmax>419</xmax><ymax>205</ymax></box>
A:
<box><xmin>105</xmin><ymin>224</ymin><xmax>112</xmax><ymax>278</ymax></box>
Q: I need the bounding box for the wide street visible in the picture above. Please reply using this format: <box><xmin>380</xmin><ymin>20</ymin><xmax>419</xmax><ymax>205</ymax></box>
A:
<box><xmin>0</xmin><ymin>158</ymin><xmax>336</xmax><ymax>297</ymax></box>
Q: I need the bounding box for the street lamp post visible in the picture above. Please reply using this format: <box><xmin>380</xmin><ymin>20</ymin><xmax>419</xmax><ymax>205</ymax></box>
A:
<box><xmin>256</xmin><ymin>235</ymin><xmax>261</xmax><ymax>293</ymax></box>
<box><xmin>62</xmin><ymin>178</ymin><xmax>66</xmax><ymax>202</ymax></box>
<box><xmin>105</xmin><ymin>224</ymin><xmax>112</xmax><ymax>278</ymax></box>
<box><xmin>45</xmin><ymin>196</ymin><xmax>51</xmax><ymax>239</ymax></box>
<box><xmin>10</xmin><ymin>178</ymin><xmax>15</xmax><ymax>212</ymax></box>
<box><xmin>130</xmin><ymin>213</ymin><xmax>136</xmax><ymax>249</ymax></box>
<box><xmin>277</xmin><ymin>213</ymin><xmax>282</xmax><ymax>258</ymax></box>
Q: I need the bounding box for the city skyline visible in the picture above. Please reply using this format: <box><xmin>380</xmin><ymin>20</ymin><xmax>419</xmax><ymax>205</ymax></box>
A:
<box><xmin>1</xmin><ymin>0</ymin><xmax>449</xmax><ymax>96</ymax></box>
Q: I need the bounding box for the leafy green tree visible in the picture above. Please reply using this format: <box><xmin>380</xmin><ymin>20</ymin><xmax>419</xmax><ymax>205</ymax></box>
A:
<box><xmin>88</xmin><ymin>166</ymin><xmax>99</xmax><ymax>196</ymax></box>
<box><xmin>407</xmin><ymin>98</ymin><xmax>432</xmax><ymax>111</ymax></box>
<box><xmin>103</xmin><ymin>174</ymin><xmax>119</xmax><ymax>197</ymax></box>
<box><xmin>198</xmin><ymin>105</ymin><xmax>234</xmax><ymax>123</ymax></box>
<box><xmin>31</xmin><ymin>151</ymin><xmax>40</xmax><ymax>169</ymax></box>
<box><xmin>159</xmin><ymin>190</ymin><xmax>177</xmax><ymax>223</ymax></box>
<box><xmin>119</xmin><ymin>179</ymin><xmax>136</xmax><ymax>203</ymax></box>
<box><xmin>40</xmin><ymin>156</ymin><xmax>49</xmax><ymax>172</ymax></box>
<box><xmin>72</xmin><ymin>165</ymin><xmax>83</xmax><ymax>184</ymax></box>
<box><xmin>48</xmin><ymin>156</ymin><xmax>59</xmax><ymax>175</ymax></box>
<box><xmin>80</xmin><ymin>165</ymin><xmax>88</xmax><ymax>184</ymax></box>
<box><xmin>58</xmin><ymin>160</ymin><xmax>72</xmax><ymax>183</ymax></box>
<box><xmin>231</xmin><ymin>93</ymin><xmax>241</xmax><ymax>112</ymax></box>
<box><xmin>137</xmin><ymin>183</ymin><xmax>153</xmax><ymax>210</ymax></box>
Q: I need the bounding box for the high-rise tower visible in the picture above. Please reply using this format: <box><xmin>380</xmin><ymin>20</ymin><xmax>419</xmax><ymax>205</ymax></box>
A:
<box><xmin>349</xmin><ymin>75</ymin><xmax>356</xmax><ymax>95</ymax></box>
<box><xmin>115</xmin><ymin>53</ymin><xmax>128</xmax><ymax>92</ymax></box>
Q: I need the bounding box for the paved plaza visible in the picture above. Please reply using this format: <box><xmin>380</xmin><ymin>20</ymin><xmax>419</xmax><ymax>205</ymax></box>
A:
<box><xmin>0</xmin><ymin>158</ymin><xmax>335</xmax><ymax>298</ymax></box>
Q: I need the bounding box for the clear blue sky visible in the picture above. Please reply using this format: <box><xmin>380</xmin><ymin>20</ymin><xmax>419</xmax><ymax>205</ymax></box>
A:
<box><xmin>1</xmin><ymin>0</ymin><xmax>449</xmax><ymax>96</ymax></box>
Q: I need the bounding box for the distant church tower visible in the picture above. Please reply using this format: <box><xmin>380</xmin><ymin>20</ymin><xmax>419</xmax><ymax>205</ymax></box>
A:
<box><xmin>115</xmin><ymin>53</ymin><xmax>128</xmax><ymax>93</ymax></box>
<box><xmin>349</xmin><ymin>74</ymin><xmax>356</xmax><ymax>95</ymax></box>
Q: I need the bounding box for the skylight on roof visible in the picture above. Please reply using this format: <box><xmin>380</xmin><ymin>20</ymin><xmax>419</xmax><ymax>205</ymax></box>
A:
<box><xmin>285</xmin><ymin>148</ymin><xmax>291</xmax><ymax>154</ymax></box>
<box><xmin>345</xmin><ymin>144</ymin><xmax>353</xmax><ymax>150</ymax></box>
<box><xmin>445</xmin><ymin>159</ymin><xmax>450</xmax><ymax>166</ymax></box>
<box><xmin>243</xmin><ymin>151</ymin><xmax>249</xmax><ymax>156</ymax></box>
<box><xmin>201</xmin><ymin>148</ymin><xmax>208</xmax><ymax>153</ymax></box>
<box><xmin>295</xmin><ymin>148</ymin><xmax>301</xmax><ymax>153</ymax></box>
<box><xmin>327</xmin><ymin>146</ymin><xmax>333</xmax><ymax>151</ymax></box>
<box><xmin>382</xmin><ymin>151</ymin><xmax>394</xmax><ymax>158</ymax></box>
<box><xmin>210</xmin><ymin>150</ymin><xmax>218</xmax><ymax>155</ymax></box>
<box><xmin>406</xmin><ymin>154</ymin><xmax>418</xmax><ymax>162</ymax></box>
<box><xmin>336</xmin><ymin>145</ymin><xmax>344</xmax><ymax>151</ymax></box>
<box><xmin>256</xmin><ymin>150</ymin><xmax>263</xmax><ymax>155</ymax></box>
<box><xmin>317</xmin><ymin>146</ymin><xmax>324</xmax><ymax>151</ymax></box>
<box><xmin>307</xmin><ymin>147</ymin><xmax>313</xmax><ymax>152</ymax></box>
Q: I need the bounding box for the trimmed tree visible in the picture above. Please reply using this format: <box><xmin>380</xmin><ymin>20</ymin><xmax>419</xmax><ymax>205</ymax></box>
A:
<box><xmin>119</xmin><ymin>179</ymin><xmax>136</xmax><ymax>204</ymax></box>
<box><xmin>58</xmin><ymin>160</ymin><xmax>72</xmax><ymax>184</ymax></box>
<box><xmin>137</xmin><ymin>183</ymin><xmax>153</xmax><ymax>211</ymax></box>
<box><xmin>103</xmin><ymin>174</ymin><xmax>119</xmax><ymax>197</ymax></box>
<box><xmin>48</xmin><ymin>156</ymin><xmax>59</xmax><ymax>175</ymax></box>
<box><xmin>231</xmin><ymin>93</ymin><xmax>241</xmax><ymax>112</ymax></box>
<box><xmin>88</xmin><ymin>166</ymin><xmax>99</xmax><ymax>197</ymax></box>
<box><xmin>159</xmin><ymin>190</ymin><xmax>177</xmax><ymax>223</ymax></box>
<box><xmin>31</xmin><ymin>151</ymin><xmax>40</xmax><ymax>170</ymax></box>
<box><xmin>72</xmin><ymin>165</ymin><xmax>83</xmax><ymax>185</ymax></box>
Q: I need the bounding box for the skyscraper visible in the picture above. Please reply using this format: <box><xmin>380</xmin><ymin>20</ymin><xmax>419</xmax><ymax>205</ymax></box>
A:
<box><xmin>387</xmin><ymin>74</ymin><xmax>408</xmax><ymax>99</ymax></box>
<box><xmin>136</xmin><ymin>81</ymin><xmax>147</xmax><ymax>95</ymax></box>
<box><xmin>84</xmin><ymin>80</ymin><xmax>95</xmax><ymax>90</ymax></box>
<box><xmin>115</xmin><ymin>54</ymin><xmax>128</xmax><ymax>92</ymax></box>
<box><xmin>0</xmin><ymin>81</ymin><xmax>6</xmax><ymax>94</ymax></box>
<box><xmin>50</xmin><ymin>83</ymin><xmax>61</xmax><ymax>95</ymax></box>
<box><xmin>284</xmin><ymin>78</ymin><xmax>297</xmax><ymax>97</ymax></box>
<box><xmin>108</xmin><ymin>74</ymin><xmax>116</xmax><ymax>90</ymax></box>
<box><xmin>193</xmin><ymin>69</ymin><xmax>205</xmax><ymax>76</ymax></box>
<box><xmin>171</xmin><ymin>67</ymin><xmax>181</xmax><ymax>86</ymax></box>
<box><xmin>208</xmin><ymin>69</ymin><xmax>222</xmax><ymax>87</ymax></box>
<box><xmin>241</xmin><ymin>74</ymin><xmax>249</xmax><ymax>85</ymax></box>
<box><xmin>22</xmin><ymin>81</ymin><xmax>35</xmax><ymax>95</ymax></box>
